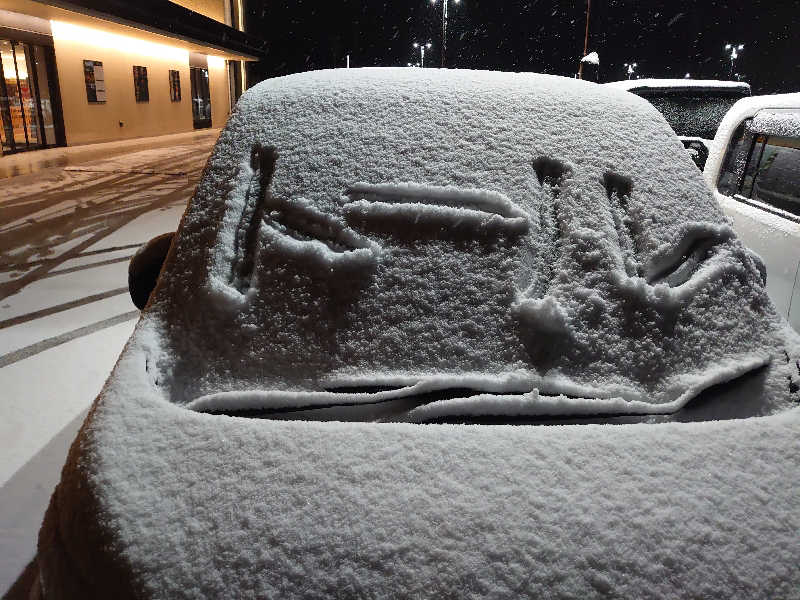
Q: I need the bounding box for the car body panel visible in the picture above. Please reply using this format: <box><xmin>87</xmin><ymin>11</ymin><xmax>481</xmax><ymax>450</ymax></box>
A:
<box><xmin>36</xmin><ymin>70</ymin><xmax>800</xmax><ymax>599</ymax></box>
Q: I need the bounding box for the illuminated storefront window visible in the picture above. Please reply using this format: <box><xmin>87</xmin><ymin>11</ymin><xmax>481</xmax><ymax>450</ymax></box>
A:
<box><xmin>0</xmin><ymin>38</ymin><xmax>59</xmax><ymax>153</ymax></box>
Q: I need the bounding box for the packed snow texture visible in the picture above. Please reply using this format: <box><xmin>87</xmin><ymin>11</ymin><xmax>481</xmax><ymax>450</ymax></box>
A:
<box><xmin>750</xmin><ymin>109</ymin><xmax>800</xmax><ymax>139</ymax></box>
<box><xmin>145</xmin><ymin>68</ymin><xmax>798</xmax><ymax>417</ymax></box>
<box><xmin>37</xmin><ymin>69</ymin><xmax>800</xmax><ymax>600</ymax></box>
<box><xmin>580</xmin><ymin>51</ymin><xmax>599</xmax><ymax>65</ymax></box>
<box><xmin>57</xmin><ymin>349</ymin><xmax>800</xmax><ymax>599</ymax></box>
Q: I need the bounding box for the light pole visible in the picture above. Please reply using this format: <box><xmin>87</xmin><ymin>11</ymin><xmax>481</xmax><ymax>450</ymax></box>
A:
<box><xmin>724</xmin><ymin>43</ymin><xmax>744</xmax><ymax>79</ymax></box>
<box><xmin>413</xmin><ymin>42</ymin><xmax>432</xmax><ymax>68</ymax></box>
<box><xmin>430</xmin><ymin>0</ymin><xmax>460</xmax><ymax>68</ymax></box>
<box><xmin>624</xmin><ymin>62</ymin><xmax>637</xmax><ymax>80</ymax></box>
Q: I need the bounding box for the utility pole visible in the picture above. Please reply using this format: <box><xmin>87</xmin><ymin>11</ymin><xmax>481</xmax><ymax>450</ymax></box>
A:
<box><xmin>577</xmin><ymin>0</ymin><xmax>591</xmax><ymax>79</ymax></box>
<box><xmin>431</xmin><ymin>0</ymin><xmax>460</xmax><ymax>68</ymax></box>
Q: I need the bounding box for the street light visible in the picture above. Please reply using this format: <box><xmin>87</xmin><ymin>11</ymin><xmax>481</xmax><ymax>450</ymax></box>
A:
<box><xmin>430</xmin><ymin>0</ymin><xmax>460</xmax><ymax>68</ymax></box>
<box><xmin>413</xmin><ymin>42</ymin><xmax>432</xmax><ymax>68</ymax></box>
<box><xmin>624</xmin><ymin>62</ymin><xmax>637</xmax><ymax>80</ymax></box>
<box><xmin>724</xmin><ymin>43</ymin><xmax>744</xmax><ymax>79</ymax></box>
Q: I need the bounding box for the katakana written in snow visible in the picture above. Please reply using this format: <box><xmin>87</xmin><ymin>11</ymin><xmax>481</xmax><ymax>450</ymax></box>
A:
<box><xmin>137</xmin><ymin>68</ymin><xmax>800</xmax><ymax>420</ymax></box>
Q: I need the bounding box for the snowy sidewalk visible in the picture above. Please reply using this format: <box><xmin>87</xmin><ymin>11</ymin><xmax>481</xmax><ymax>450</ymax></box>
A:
<box><xmin>0</xmin><ymin>128</ymin><xmax>220</xmax><ymax>179</ymax></box>
<box><xmin>0</xmin><ymin>131</ymin><xmax>219</xmax><ymax>596</ymax></box>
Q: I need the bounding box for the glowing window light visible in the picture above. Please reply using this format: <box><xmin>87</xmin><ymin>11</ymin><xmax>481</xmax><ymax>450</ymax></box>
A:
<box><xmin>51</xmin><ymin>20</ymin><xmax>189</xmax><ymax>63</ymax></box>
<box><xmin>208</xmin><ymin>55</ymin><xmax>226</xmax><ymax>69</ymax></box>
<box><xmin>1</xmin><ymin>50</ymin><xmax>27</xmax><ymax>80</ymax></box>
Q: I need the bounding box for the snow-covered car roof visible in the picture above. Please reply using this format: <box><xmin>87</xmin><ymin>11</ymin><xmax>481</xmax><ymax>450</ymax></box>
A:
<box><xmin>39</xmin><ymin>69</ymin><xmax>800</xmax><ymax>599</ymax></box>
<box><xmin>606</xmin><ymin>78</ymin><xmax>751</xmax><ymax>94</ymax></box>
<box><xmin>705</xmin><ymin>93</ymin><xmax>800</xmax><ymax>190</ymax></box>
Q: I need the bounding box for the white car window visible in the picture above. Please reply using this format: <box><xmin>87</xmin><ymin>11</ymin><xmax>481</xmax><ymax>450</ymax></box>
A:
<box><xmin>718</xmin><ymin>121</ymin><xmax>800</xmax><ymax>221</ymax></box>
<box><xmin>748</xmin><ymin>136</ymin><xmax>800</xmax><ymax>217</ymax></box>
<box><xmin>717</xmin><ymin>120</ymin><xmax>750</xmax><ymax>196</ymax></box>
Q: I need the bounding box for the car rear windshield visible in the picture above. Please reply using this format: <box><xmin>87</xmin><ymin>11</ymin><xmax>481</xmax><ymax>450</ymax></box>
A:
<box><xmin>637</xmin><ymin>90</ymin><xmax>750</xmax><ymax>139</ymax></box>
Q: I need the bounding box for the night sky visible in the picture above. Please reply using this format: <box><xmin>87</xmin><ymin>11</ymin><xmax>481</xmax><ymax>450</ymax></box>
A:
<box><xmin>245</xmin><ymin>1</ymin><xmax>799</xmax><ymax>95</ymax></box>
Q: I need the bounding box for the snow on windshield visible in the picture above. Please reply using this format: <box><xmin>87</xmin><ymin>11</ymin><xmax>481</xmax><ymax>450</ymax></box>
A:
<box><xmin>146</xmin><ymin>68</ymin><xmax>797</xmax><ymax>419</ymax></box>
<box><xmin>604</xmin><ymin>81</ymin><xmax>751</xmax><ymax>139</ymax></box>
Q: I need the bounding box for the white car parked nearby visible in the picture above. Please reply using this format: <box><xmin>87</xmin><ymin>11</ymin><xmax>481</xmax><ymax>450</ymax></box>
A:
<box><xmin>704</xmin><ymin>94</ymin><xmax>800</xmax><ymax>330</ymax></box>
<box><xmin>606</xmin><ymin>79</ymin><xmax>751</xmax><ymax>170</ymax></box>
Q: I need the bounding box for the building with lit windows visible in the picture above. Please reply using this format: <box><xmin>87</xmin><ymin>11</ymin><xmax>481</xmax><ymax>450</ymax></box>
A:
<box><xmin>0</xmin><ymin>0</ymin><xmax>262</xmax><ymax>154</ymax></box>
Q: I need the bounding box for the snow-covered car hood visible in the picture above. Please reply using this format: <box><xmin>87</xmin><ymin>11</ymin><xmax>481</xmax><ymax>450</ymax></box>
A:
<box><xmin>37</xmin><ymin>69</ymin><xmax>800</xmax><ymax>599</ymax></box>
<box><xmin>143</xmin><ymin>68</ymin><xmax>795</xmax><ymax>419</ymax></box>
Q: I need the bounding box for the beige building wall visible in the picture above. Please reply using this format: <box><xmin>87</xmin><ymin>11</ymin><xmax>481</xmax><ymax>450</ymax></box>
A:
<box><xmin>51</xmin><ymin>21</ymin><xmax>236</xmax><ymax>146</ymax></box>
<box><xmin>168</xmin><ymin>0</ymin><xmax>226</xmax><ymax>24</ymax></box>
<box><xmin>52</xmin><ymin>32</ymin><xmax>194</xmax><ymax>145</ymax></box>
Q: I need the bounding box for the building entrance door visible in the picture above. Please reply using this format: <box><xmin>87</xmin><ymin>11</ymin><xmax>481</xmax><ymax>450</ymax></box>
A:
<box><xmin>190</xmin><ymin>66</ymin><xmax>211</xmax><ymax>129</ymax></box>
<box><xmin>0</xmin><ymin>38</ymin><xmax>62</xmax><ymax>154</ymax></box>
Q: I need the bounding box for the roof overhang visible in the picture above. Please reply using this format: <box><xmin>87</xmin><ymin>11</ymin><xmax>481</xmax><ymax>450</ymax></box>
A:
<box><xmin>0</xmin><ymin>0</ymin><xmax>263</xmax><ymax>60</ymax></box>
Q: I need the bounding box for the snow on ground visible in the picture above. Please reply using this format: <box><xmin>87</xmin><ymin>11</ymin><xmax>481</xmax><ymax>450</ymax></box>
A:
<box><xmin>0</xmin><ymin>293</ymin><xmax>134</xmax><ymax>356</ymax></box>
<box><xmin>0</xmin><ymin>131</ymin><xmax>218</xmax><ymax>595</ymax></box>
<box><xmin>0</xmin><ymin>128</ymin><xmax>220</xmax><ymax>180</ymax></box>
<box><xmin>0</xmin><ymin>319</ymin><xmax>136</xmax><ymax>485</ymax></box>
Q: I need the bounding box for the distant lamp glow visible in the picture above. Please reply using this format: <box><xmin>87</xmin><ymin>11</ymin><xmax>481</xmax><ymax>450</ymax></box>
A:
<box><xmin>684</xmin><ymin>72</ymin><xmax>691</xmax><ymax>78</ymax></box>
<box><xmin>413</xmin><ymin>42</ymin><xmax>432</xmax><ymax>68</ymax></box>
<box><xmin>624</xmin><ymin>61</ymin><xmax>638</xmax><ymax>80</ymax></box>
<box><xmin>724</xmin><ymin>43</ymin><xmax>744</xmax><ymax>78</ymax></box>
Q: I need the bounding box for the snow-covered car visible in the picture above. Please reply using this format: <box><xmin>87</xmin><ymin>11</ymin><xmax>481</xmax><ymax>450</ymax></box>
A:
<box><xmin>35</xmin><ymin>69</ymin><xmax>800</xmax><ymax>599</ymax></box>
<box><xmin>704</xmin><ymin>93</ymin><xmax>800</xmax><ymax>332</ymax></box>
<box><xmin>606</xmin><ymin>79</ymin><xmax>751</xmax><ymax>169</ymax></box>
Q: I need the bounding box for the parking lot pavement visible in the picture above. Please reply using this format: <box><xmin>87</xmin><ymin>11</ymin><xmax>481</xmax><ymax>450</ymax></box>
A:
<box><xmin>0</xmin><ymin>130</ymin><xmax>219</xmax><ymax>596</ymax></box>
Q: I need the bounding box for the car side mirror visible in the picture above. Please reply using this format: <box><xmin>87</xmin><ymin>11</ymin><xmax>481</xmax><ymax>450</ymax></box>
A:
<box><xmin>128</xmin><ymin>232</ymin><xmax>175</xmax><ymax>310</ymax></box>
<box><xmin>682</xmin><ymin>139</ymin><xmax>710</xmax><ymax>171</ymax></box>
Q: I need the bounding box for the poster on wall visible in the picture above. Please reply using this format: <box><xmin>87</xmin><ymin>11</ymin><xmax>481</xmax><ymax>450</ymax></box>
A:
<box><xmin>169</xmin><ymin>70</ymin><xmax>181</xmax><ymax>102</ymax></box>
<box><xmin>84</xmin><ymin>60</ymin><xmax>106</xmax><ymax>102</ymax></box>
<box><xmin>133</xmin><ymin>66</ymin><xmax>149</xmax><ymax>102</ymax></box>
